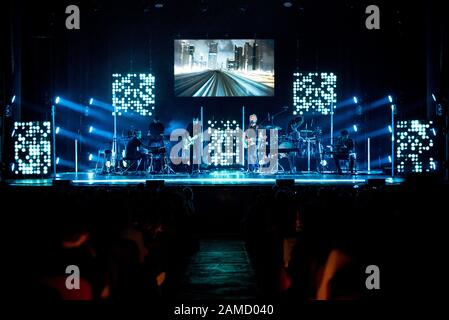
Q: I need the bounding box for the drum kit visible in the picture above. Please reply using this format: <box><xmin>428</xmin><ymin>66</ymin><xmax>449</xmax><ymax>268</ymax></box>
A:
<box><xmin>97</xmin><ymin>130</ymin><xmax>175</xmax><ymax>175</ymax></box>
<box><xmin>257</xmin><ymin>110</ymin><xmax>327</xmax><ymax>173</ymax></box>
<box><xmin>277</xmin><ymin>128</ymin><xmax>326</xmax><ymax>173</ymax></box>
<box><xmin>142</xmin><ymin>132</ymin><xmax>175</xmax><ymax>174</ymax></box>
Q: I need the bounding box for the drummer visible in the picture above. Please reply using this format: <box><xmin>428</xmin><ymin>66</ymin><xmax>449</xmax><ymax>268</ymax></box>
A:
<box><xmin>287</xmin><ymin>116</ymin><xmax>304</xmax><ymax>139</ymax></box>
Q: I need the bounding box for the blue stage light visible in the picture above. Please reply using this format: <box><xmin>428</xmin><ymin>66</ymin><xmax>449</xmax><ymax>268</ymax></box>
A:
<box><xmin>56</xmin><ymin>127</ymin><xmax>60</xmax><ymax>134</ymax></box>
<box><xmin>11</xmin><ymin>95</ymin><xmax>16</xmax><ymax>104</ymax></box>
<box><xmin>56</xmin><ymin>157</ymin><xmax>60</xmax><ymax>165</ymax></box>
<box><xmin>89</xmin><ymin>98</ymin><xmax>94</xmax><ymax>105</ymax></box>
<box><xmin>89</xmin><ymin>154</ymin><xmax>93</xmax><ymax>161</ymax></box>
<box><xmin>89</xmin><ymin>126</ymin><xmax>94</xmax><ymax>133</ymax></box>
<box><xmin>353</xmin><ymin>96</ymin><xmax>358</xmax><ymax>104</ymax></box>
<box><xmin>432</xmin><ymin>94</ymin><xmax>437</xmax><ymax>102</ymax></box>
<box><xmin>388</xmin><ymin>156</ymin><xmax>392</xmax><ymax>163</ymax></box>
<box><xmin>388</xmin><ymin>125</ymin><xmax>392</xmax><ymax>133</ymax></box>
<box><xmin>55</xmin><ymin>96</ymin><xmax>60</xmax><ymax>104</ymax></box>
<box><xmin>388</xmin><ymin>95</ymin><xmax>393</xmax><ymax>103</ymax></box>
<box><xmin>353</xmin><ymin>125</ymin><xmax>358</xmax><ymax>132</ymax></box>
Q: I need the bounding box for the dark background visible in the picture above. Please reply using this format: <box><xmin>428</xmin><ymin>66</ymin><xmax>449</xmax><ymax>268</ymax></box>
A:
<box><xmin>2</xmin><ymin>0</ymin><xmax>448</xmax><ymax>172</ymax></box>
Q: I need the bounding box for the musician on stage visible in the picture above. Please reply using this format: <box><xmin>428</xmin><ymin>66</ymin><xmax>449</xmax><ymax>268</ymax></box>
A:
<box><xmin>333</xmin><ymin>130</ymin><xmax>356</xmax><ymax>174</ymax></box>
<box><xmin>148</xmin><ymin>117</ymin><xmax>165</xmax><ymax>144</ymax></box>
<box><xmin>247</xmin><ymin>114</ymin><xmax>260</xmax><ymax>172</ymax></box>
<box><xmin>125</xmin><ymin>129</ymin><xmax>148</xmax><ymax>170</ymax></box>
<box><xmin>286</xmin><ymin>116</ymin><xmax>304</xmax><ymax>137</ymax></box>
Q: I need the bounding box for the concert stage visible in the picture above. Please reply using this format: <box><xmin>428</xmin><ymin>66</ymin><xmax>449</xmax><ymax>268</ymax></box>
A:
<box><xmin>6</xmin><ymin>170</ymin><xmax>403</xmax><ymax>187</ymax></box>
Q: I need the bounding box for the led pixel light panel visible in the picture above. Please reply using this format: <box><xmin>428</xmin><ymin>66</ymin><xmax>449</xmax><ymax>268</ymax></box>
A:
<box><xmin>112</xmin><ymin>73</ymin><xmax>155</xmax><ymax>116</ymax></box>
<box><xmin>13</xmin><ymin>121</ymin><xmax>52</xmax><ymax>175</ymax></box>
<box><xmin>396</xmin><ymin>120</ymin><xmax>436</xmax><ymax>173</ymax></box>
<box><xmin>293</xmin><ymin>72</ymin><xmax>337</xmax><ymax>115</ymax></box>
<box><xmin>207</xmin><ymin>120</ymin><xmax>242</xmax><ymax>166</ymax></box>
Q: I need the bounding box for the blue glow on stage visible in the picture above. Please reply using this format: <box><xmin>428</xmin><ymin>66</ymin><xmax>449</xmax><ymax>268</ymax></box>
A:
<box><xmin>5</xmin><ymin>170</ymin><xmax>405</xmax><ymax>187</ymax></box>
<box><xmin>71</xmin><ymin>177</ymin><xmax>369</xmax><ymax>186</ymax></box>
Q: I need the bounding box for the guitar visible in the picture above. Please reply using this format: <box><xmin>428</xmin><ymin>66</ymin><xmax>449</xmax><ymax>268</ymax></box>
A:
<box><xmin>183</xmin><ymin>134</ymin><xmax>200</xmax><ymax>150</ymax></box>
<box><xmin>243</xmin><ymin>136</ymin><xmax>257</xmax><ymax>149</ymax></box>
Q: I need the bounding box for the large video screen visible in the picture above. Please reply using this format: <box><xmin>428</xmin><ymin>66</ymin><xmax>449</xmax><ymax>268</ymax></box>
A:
<box><xmin>174</xmin><ymin>39</ymin><xmax>274</xmax><ymax>97</ymax></box>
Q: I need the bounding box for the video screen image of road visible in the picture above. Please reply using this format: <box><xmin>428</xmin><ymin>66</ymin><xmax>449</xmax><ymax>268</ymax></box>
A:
<box><xmin>174</xmin><ymin>39</ymin><xmax>275</xmax><ymax>97</ymax></box>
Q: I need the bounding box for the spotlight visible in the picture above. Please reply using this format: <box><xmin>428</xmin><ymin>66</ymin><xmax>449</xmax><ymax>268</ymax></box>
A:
<box><xmin>388</xmin><ymin>125</ymin><xmax>392</xmax><ymax>133</ymax></box>
<box><xmin>55</xmin><ymin>96</ymin><xmax>60</xmax><ymax>104</ymax></box>
<box><xmin>88</xmin><ymin>154</ymin><xmax>93</xmax><ymax>161</ymax></box>
<box><xmin>89</xmin><ymin>98</ymin><xmax>94</xmax><ymax>105</ymax></box>
<box><xmin>283</xmin><ymin>1</ymin><xmax>293</xmax><ymax>8</ymax></box>
<box><xmin>353</xmin><ymin>96</ymin><xmax>358</xmax><ymax>104</ymax></box>
<box><xmin>432</xmin><ymin>93</ymin><xmax>437</xmax><ymax>102</ymax></box>
<box><xmin>388</xmin><ymin>156</ymin><xmax>392</xmax><ymax>163</ymax></box>
<box><xmin>388</xmin><ymin>95</ymin><xmax>393</xmax><ymax>103</ymax></box>
<box><xmin>56</xmin><ymin>127</ymin><xmax>60</xmax><ymax>134</ymax></box>
<box><xmin>353</xmin><ymin>125</ymin><xmax>358</xmax><ymax>132</ymax></box>
<box><xmin>89</xmin><ymin>126</ymin><xmax>94</xmax><ymax>133</ymax></box>
<box><xmin>56</xmin><ymin>157</ymin><xmax>60</xmax><ymax>165</ymax></box>
<box><xmin>320</xmin><ymin>160</ymin><xmax>327</xmax><ymax>166</ymax></box>
<box><xmin>11</xmin><ymin>95</ymin><xmax>16</xmax><ymax>104</ymax></box>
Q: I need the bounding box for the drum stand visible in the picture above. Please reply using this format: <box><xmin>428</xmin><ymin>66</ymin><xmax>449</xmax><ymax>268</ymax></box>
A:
<box><xmin>306</xmin><ymin>137</ymin><xmax>312</xmax><ymax>173</ymax></box>
<box><xmin>304</xmin><ymin>137</ymin><xmax>324</xmax><ymax>174</ymax></box>
<box><xmin>161</xmin><ymin>154</ymin><xmax>176</xmax><ymax>174</ymax></box>
<box><xmin>147</xmin><ymin>154</ymin><xmax>155</xmax><ymax>174</ymax></box>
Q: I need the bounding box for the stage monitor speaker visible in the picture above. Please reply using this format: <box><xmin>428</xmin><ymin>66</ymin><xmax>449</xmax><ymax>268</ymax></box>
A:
<box><xmin>367</xmin><ymin>179</ymin><xmax>385</xmax><ymax>187</ymax></box>
<box><xmin>276</xmin><ymin>179</ymin><xmax>295</xmax><ymax>188</ymax></box>
<box><xmin>145</xmin><ymin>180</ymin><xmax>165</xmax><ymax>189</ymax></box>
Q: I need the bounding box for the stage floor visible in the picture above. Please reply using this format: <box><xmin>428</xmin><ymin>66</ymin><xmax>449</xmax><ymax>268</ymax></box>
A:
<box><xmin>6</xmin><ymin>170</ymin><xmax>403</xmax><ymax>187</ymax></box>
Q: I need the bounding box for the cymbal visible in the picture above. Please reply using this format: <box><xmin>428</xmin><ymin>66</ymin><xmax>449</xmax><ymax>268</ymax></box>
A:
<box><xmin>265</xmin><ymin>125</ymin><xmax>283</xmax><ymax>130</ymax></box>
